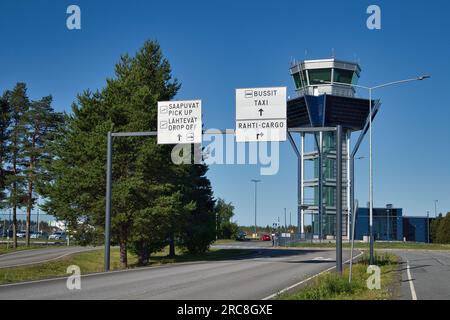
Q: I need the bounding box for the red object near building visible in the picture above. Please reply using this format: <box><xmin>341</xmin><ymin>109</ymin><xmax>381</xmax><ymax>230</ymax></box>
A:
<box><xmin>260</xmin><ymin>234</ymin><xmax>271</xmax><ymax>241</ymax></box>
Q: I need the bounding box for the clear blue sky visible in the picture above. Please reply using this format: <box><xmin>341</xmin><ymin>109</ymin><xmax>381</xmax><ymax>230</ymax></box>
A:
<box><xmin>1</xmin><ymin>0</ymin><xmax>449</xmax><ymax>226</ymax></box>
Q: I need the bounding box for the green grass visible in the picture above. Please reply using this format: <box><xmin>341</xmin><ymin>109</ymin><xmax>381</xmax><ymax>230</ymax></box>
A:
<box><xmin>0</xmin><ymin>246</ymin><xmax>251</xmax><ymax>285</ymax></box>
<box><xmin>213</xmin><ymin>239</ymin><xmax>242</xmax><ymax>245</ymax></box>
<box><xmin>289</xmin><ymin>241</ymin><xmax>450</xmax><ymax>250</ymax></box>
<box><xmin>278</xmin><ymin>253</ymin><xmax>400</xmax><ymax>300</ymax></box>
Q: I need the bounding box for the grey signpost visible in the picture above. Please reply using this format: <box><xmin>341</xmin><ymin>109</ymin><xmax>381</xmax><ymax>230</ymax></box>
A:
<box><xmin>251</xmin><ymin>179</ymin><xmax>261</xmax><ymax>238</ymax></box>
<box><xmin>104</xmin><ymin>131</ymin><xmax>112</xmax><ymax>272</ymax></box>
<box><xmin>104</xmin><ymin>85</ymin><xmax>352</xmax><ymax>275</ymax></box>
<box><xmin>104</xmin><ymin>131</ymin><xmax>157</xmax><ymax>272</ymax></box>
<box><xmin>336</xmin><ymin>125</ymin><xmax>343</xmax><ymax>273</ymax></box>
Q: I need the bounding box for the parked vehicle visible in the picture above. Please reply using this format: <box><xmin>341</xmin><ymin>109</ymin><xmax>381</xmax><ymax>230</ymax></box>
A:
<box><xmin>31</xmin><ymin>231</ymin><xmax>48</xmax><ymax>239</ymax></box>
<box><xmin>1</xmin><ymin>230</ymin><xmax>13</xmax><ymax>238</ymax></box>
<box><xmin>236</xmin><ymin>231</ymin><xmax>248</xmax><ymax>241</ymax></box>
<box><xmin>259</xmin><ymin>234</ymin><xmax>271</xmax><ymax>241</ymax></box>
<box><xmin>48</xmin><ymin>231</ymin><xmax>66</xmax><ymax>240</ymax></box>
<box><xmin>16</xmin><ymin>230</ymin><xmax>27</xmax><ymax>238</ymax></box>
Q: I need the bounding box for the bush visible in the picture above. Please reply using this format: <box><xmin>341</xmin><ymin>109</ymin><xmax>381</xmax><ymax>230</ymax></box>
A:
<box><xmin>436</xmin><ymin>213</ymin><xmax>450</xmax><ymax>244</ymax></box>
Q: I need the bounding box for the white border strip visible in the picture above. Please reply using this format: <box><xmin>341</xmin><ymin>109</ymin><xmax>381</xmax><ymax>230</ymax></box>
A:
<box><xmin>406</xmin><ymin>260</ymin><xmax>417</xmax><ymax>300</ymax></box>
<box><xmin>0</xmin><ymin>248</ymin><xmax>100</xmax><ymax>269</ymax></box>
<box><xmin>262</xmin><ymin>251</ymin><xmax>364</xmax><ymax>300</ymax></box>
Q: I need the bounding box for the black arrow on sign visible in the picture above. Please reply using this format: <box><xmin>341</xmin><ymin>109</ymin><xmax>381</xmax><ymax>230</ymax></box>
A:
<box><xmin>258</xmin><ymin>108</ymin><xmax>264</xmax><ymax>116</ymax></box>
<box><xmin>256</xmin><ymin>132</ymin><xmax>264</xmax><ymax>140</ymax></box>
<box><xmin>177</xmin><ymin>134</ymin><xmax>182</xmax><ymax>141</ymax></box>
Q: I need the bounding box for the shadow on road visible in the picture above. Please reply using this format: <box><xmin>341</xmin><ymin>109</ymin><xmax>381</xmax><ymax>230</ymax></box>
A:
<box><xmin>147</xmin><ymin>247</ymin><xmax>332</xmax><ymax>267</ymax></box>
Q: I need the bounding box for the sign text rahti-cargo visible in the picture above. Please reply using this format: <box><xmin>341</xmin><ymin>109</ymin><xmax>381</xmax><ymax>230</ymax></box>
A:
<box><xmin>235</xmin><ymin>87</ymin><xmax>287</xmax><ymax>142</ymax></box>
<box><xmin>157</xmin><ymin>100</ymin><xmax>202</xmax><ymax>144</ymax></box>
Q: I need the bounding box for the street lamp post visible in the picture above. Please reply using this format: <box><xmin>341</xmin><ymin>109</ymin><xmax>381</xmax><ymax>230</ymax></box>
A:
<box><xmin>290</xmin><ymin>211</ymin><xmax>292</xmax><ymax>229</ymax></box>
<box><xmin>251</xmin><ymin>179</ymin><xmax>261</xmax><ymax>238</ymax></box>
<box><xmin>318</xmin><ymin>75</ymin><xmax>430</xmax><ymax>265</ymax></box>
<box><xmin>434</xmin><ymin>200</ymin><xmax>438</xmax><ymax>218</ymax></box>
<box><xmin>427</xmin><ymin>210</ymin><xmax>430</xmax><ymax>244</ymax></box>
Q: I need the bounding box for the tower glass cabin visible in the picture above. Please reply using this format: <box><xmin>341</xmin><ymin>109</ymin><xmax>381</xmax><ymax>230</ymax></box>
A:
<box><xmin>287</xmin><ymin>58</ymin><xmax>376</xmax><ymax>240</ymax></box>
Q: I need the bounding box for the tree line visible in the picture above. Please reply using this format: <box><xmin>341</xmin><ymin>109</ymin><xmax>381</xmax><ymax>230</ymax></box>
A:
<box><xmin>430</xmin><ymin>212</ymin><xmax>450</xmax><ymax>244</ymax></box>
<box><xmin>0</xmin><ymin>83</ymin><xmax>63</xmax><ymax>247</ymax></box>
<box><xmin>1</xmin><ymin>40</ymin><xmax>239</xmax><ymax>267</ymax></box>
<box><xmin>41</xmin><ymin>40</ymin><xmax>220</xmax><ymax>267</ymax></box>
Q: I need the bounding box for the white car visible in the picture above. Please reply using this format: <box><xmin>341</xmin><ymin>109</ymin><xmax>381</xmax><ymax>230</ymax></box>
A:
<box><xmin>31</xmin><ymin>232</ymin><xmax>47</xmax><ymax>239</ymax></box>
<box><xmin>16</xmin><ymin>230</ymin><xmax>27</xmax><ymax>238</ymax></box>
<box><xmin>48</xmin><ymin>231</ymin><xmax>66</xmax><ymax>240</ymax></box>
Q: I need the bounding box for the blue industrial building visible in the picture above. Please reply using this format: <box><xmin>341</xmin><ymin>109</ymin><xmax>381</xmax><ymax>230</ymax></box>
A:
<box><xmin>355</xmin><ymin>205</ymin><xmax>431</xmax><ymax>242</ymax></box>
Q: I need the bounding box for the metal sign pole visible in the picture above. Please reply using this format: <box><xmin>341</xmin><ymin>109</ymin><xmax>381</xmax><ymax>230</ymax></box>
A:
<box><xmin>103</xmin><ymin>127</ymin><xmax>339</xmax><ymax>272</ymax></box>
<box><xmin>349</xmin><ymin>200</ymin><xmax>359</xmax><ymax>283</ymax></box>
<box><xmin>104</xmin><ymin>131</ymin><xmax>112</xmax><ymax>272</ymax></box>
<box><xmin>336</xmin><ymin>125</ymin><xmax>343</xmax><ymax>273</ymax></box>
<box><xmin>104</xmin><ymin>131</ymin><xmax>159</xmax><ymax>272</ymax></box>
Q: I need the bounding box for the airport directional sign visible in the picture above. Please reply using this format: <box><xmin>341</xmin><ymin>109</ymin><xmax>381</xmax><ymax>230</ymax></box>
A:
<box><xmin>235</xmin><ymin>87</ymin><xmax>287</xmax><ymax>142</ymax></box>
<box><xmin>157</xmin><ymin>100</ymin><xmax>202</xmax><ymax>144</ymax></box>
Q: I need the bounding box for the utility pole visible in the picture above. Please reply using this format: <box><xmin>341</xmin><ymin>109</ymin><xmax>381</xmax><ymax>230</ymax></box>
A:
<box><xmin>251</xmin><ymin>179</ymin><xmax>261</xmax><ymax>238</ymax></box>
<box><xmin>105</xmin><ymin>131</ymin><xmax>112</xmax><ymax>271</ymax></box>
<box><xmin>284</xmin><ymin>208</ymin><xmax>287</xmax><ymax>231</ymax></box>
<box><xmin>36</xmin><ymin>208</ymin><xmax>40</xmax><ymax>233</ymax></box>
<box><xmin>318</xmin><ymin>75</ymin><xmax>430</xmax><ymax>266</ymax></box>
<box><xmin>427</xmin><ymin>210</ymin><xmax>430</xmax><ymax>244</ymax></box>
<box><xmin>434</xmin><ymin>200</ymin><xmax>438</xmax><ymax>218</ymax></box>
<box><xmin>290</xmin><ymin>211</ymin><xmax>292</xmax><ymax>230</ymax></box>
<box><xmin>336</xmin><ymin>125</ymin><xmax>343</xmax><ymax>273</ymax></box>
<box><xmin>2</xmin><ymin>213</ymin><xmax>6</xmax><ymax>240</ymax></box>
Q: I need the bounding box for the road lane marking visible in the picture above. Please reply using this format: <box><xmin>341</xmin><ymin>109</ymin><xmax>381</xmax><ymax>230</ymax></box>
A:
<box><xmin>0</xmin><ymin>255</ymin><xmax>248</xmax><ymax>288</ymax></box>
<box><xmin>262</xmin><ymin>251</ymin><xmax>364</xmax><ymax>300</ymax></box>
<box><xmin>406</xmin><ymin>260</ymin><xmax>417</xmax><ymax>300</ymax></box>
<box><xmin>0</xmin><ymin>248</ymin><xmax>100</xmax><ymax>269</ymax></box>
<box><xmin>312</xmin><ymin>257</ymin><xmax>333</xmax><ymax>261</ymax></box>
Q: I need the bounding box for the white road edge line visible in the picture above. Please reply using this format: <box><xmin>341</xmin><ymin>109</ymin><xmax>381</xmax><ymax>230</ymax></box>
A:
<box><xmin>406</xmin><ymin>260</ymin><xmax>418</xmax><ymax>300</ymax></box>
<box><xmin>0</xmin><ymin>255</ymin><xmax>233</xmax><ymax>288</ymax></box>
<box><xmin>262</xmin><ymin>251</ymin><xmax>364</xmax><ymax>300</ymax></box>
<box><xmin>0</xmin><ymin>248</ymin><xmax>100</xmax><ymax>269</ymax></box>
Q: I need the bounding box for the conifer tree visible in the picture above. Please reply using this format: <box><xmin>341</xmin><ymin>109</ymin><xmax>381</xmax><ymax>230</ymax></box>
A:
<box><xmin>0</xmin><ymin>92</ymin><xmax>11</xmax><ymax>203</ymax></box>
<box><xmin>5</xmin><ymin>83</ymin><xmax>29</xmax><ymax>248</ymax></box>
<box><xmin>23</xmin><ymin>96</ymin><xmax>64</xmax><ymax>246</ymax></box>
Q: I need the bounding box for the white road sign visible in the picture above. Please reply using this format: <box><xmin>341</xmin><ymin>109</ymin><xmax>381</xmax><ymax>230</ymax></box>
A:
<box><xmin>235</xmin><ymin>87</ymin><xmax>287</xmax><ymax>142</ymax></box>
<box><xmin>157</xmin><ymin>100</ymin><xmax>202</xmax><ymax>144</ymax></box>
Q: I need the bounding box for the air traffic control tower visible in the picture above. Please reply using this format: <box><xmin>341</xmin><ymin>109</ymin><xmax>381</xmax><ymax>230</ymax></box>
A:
<box><xmin>287</xmin><ymin>59</ymin><xmax>379</xmax><ymax>240</ymax></box>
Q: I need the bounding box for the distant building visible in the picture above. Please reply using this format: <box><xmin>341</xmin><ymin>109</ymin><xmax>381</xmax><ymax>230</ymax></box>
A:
<box><xmin>355</xmin><ymin>205</ymin><xmax>432</xmax><ymax>242</ymax></box>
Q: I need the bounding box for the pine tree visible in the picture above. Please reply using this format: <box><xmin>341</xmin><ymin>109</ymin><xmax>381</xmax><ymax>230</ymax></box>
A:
<box><xmin>22</xmin><ymin>96</ymin><xmax>64</xmax><ymax>246</ymax></box>
<box><xmin>178</xmin><ymin>163</ymin><xmax>216</xmax><ymax>254</ymax></box>
<box><xmin>5</xmin><ymin>83</ymin><xmax>29</xmax><ymax>248</ymax></box>
<box><xmin>42</xmin><ymin>40</ymin><xmax>181</xmax><ymax>267</ymax></box>
<box><xmin>43</xmin><ymin>40</ymin><xmax>218</xmax><ymax>265</ymax></box>
<box><xmin>0</xmin><ymin>91</ymin><xmax>11</xmax><ymax>203</ymax></box>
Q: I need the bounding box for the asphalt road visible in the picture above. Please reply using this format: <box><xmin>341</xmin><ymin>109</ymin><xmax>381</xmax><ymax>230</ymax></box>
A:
<box><xmin>0</xmin><ymin>246</ymin><xmax>100</xmax><ymax>269</ymax></box>
<box><xmin>396</xmin><ymin>250</ymin><xmax>450</xmax><ymax>300</ymax></box>
<box><xmin>0</xmin><ymin>247</ymin><xmax>351</xmax><ymax>300</ymax></box>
